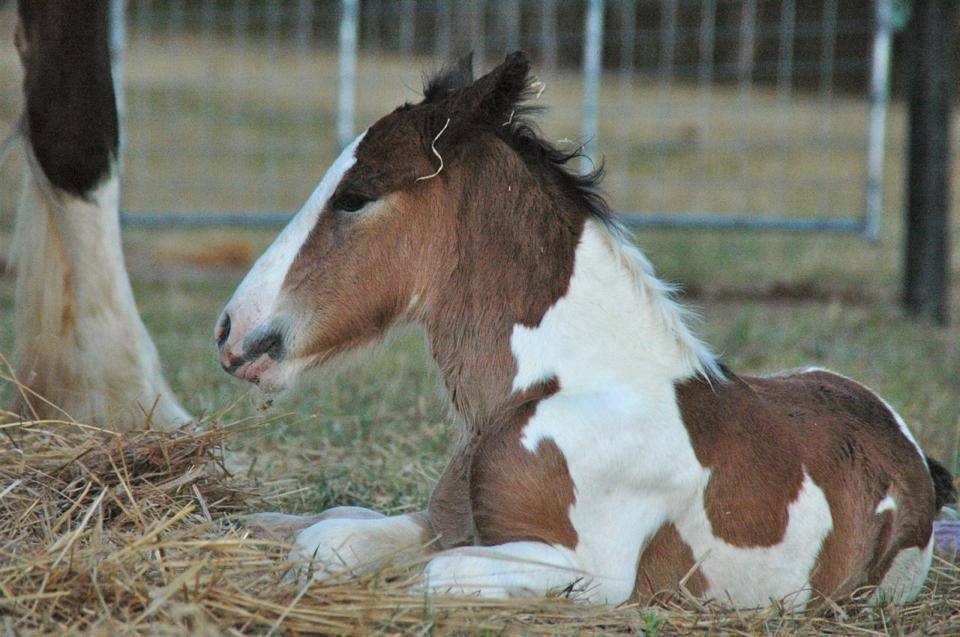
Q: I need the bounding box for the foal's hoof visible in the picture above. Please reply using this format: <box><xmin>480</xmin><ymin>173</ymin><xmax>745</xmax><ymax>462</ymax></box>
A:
<box><xmin>240</xmin><ymin>512</ymin><xmax>324</xmax><ymax>541</ymax></box>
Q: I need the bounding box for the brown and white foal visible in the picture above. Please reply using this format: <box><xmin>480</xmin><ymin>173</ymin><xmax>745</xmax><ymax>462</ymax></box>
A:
<box><xmin>219</xmin><ymin>53</ymin><xmax>955</xmax><ymax>608</ymax></box>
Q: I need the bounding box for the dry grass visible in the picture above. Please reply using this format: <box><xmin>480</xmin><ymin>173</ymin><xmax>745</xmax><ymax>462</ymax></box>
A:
<box><xmin>0</xmin><ymin>406</ymin><xmax>958</xmax><ymax>635</ymax></box>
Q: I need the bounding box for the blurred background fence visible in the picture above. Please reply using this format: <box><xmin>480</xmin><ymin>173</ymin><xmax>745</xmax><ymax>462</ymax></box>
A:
<box><xmin>114</xmin><ymin>0</ymin><xmax>895</xmax><ymax>237</ymax></box>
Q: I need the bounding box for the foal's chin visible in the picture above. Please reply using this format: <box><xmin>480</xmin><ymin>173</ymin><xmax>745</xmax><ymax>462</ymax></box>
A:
<box><xmin>247</xmin><ymin>355</ymin><xmax>317</xmax><ymax>394</ymax></box>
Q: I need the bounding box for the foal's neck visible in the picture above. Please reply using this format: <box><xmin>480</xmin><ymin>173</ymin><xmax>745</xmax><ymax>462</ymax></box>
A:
<box><xmin>425</xmin><ymin>216</ymin><xmax>713</xmax><ymax>432</ymax></box>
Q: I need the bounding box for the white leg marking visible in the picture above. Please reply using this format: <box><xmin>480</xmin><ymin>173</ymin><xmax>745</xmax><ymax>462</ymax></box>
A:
<box><xmin>223</xmin><ymin>132</ymin><xmax>366</xmax><ymax>339</ymax></box>
<box><xmin>12</xmin><ymin>169</ymin><xmax>190</xmax><ymax>427</ymax></box>
<box><xmin>292</xmin><ymin>510</ymin><xmax>431</xmax><ymax>579</ymax></box>
<box><xmin>420</xmin><ymin>542</ymin><xmax>585</xmax><ymax>599</ymax></box>
<box><xmin>872</xmin><ymin>534</ymin><xmax>934</xmax><ymax>604</ymax></box>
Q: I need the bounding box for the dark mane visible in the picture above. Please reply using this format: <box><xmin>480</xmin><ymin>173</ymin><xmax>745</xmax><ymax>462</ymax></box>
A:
<box><xmin>422</xmin><ymin>54</ymin><xmax>613</xmax><ymax>227</ymax></box>
<box><xmin>501</xmin><ymin>107</ymin><xmax>612</xmax><ymax>227</ymax></box>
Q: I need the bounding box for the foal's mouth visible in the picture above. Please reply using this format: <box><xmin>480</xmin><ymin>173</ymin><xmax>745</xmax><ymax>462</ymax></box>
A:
<box><xmin>219</xmin><ymin>325</ymin><xmax>286</xmax><ymax>387</ymax></box>
<box><xmin>224</xmin><ymin>356</ymin><xmax>271</xmax><ymax>386</ymax></box>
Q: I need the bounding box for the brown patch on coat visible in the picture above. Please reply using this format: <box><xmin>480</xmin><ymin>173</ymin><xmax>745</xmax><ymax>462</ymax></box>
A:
<box><xmin>635</xmin><ymin>523</ymin><xmax>708</xmax><ymax>603</ymax></box>
<box><xmin>469</xmin><ymin>378</ymin><xmax>579</xmax><ymax>549</ymax></box>
<box><xmin>675</xmin><ymin>368</ymin><xmax>937</xmax><ymax>602</ymax></box>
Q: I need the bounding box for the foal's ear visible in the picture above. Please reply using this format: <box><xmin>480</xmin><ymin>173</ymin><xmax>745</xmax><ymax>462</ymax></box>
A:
<box><xmin>470</xmin><ymin>51</ymin><xmax>531</xmax><ymax>123</ymax></box>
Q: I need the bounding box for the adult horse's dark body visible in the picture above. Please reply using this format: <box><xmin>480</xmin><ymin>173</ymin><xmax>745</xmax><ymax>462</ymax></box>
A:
<box><xmin>219</xmin><ymin>53</ymin><xmax>955</xmax><ymax>607</ymax></box>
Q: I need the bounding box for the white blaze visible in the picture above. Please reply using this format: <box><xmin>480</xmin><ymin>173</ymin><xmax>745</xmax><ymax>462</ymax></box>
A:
<box><xmin>223</xmin><ymin>132</ymin><xmax>366</xmax><ymax>333</ymax></box>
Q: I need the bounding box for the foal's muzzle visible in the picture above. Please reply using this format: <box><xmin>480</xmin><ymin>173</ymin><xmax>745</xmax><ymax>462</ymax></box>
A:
<box><xmin>216</xmin><ymin>311</ymin><xmax>285</xmax><ymax>385</ymax></box>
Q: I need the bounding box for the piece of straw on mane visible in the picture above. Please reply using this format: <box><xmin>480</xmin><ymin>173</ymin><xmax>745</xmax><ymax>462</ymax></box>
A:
<box><xmin>416</xmin><ymin>117</ymin><xmax>451</xmax><ymax>182</ymax></box>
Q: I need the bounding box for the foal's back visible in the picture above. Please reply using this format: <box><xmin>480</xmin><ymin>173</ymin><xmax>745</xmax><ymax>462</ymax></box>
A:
<box><xmin>670</xmin><ymin>367</ymin><xmax>942</xmax><ymax>604</ymax></box>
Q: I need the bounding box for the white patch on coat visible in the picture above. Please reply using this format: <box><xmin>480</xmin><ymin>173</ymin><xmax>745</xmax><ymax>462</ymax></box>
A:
<box><xmin>676</xmin><ymin>471</ymin><xmax>833</xmax><ymax>609</ymax></box>
<box><xmin>876</xmin><ymin>495</ymin><xmax>897</xmax><ymax>515</ymax></box>
<box><xmin>511</xmin><ymin>219</ymin><xmax>719</xmax><ymax>393</ymax></box>
<box><xmin>12</xmin><ymin>164</ymin><xmax>190</xmax><ymax>429</ymax></box>
<box><xmin>872</xmin><ymin>534</ymin><xmax>934</xmax><ymax>604</ymax></box>
<box><xmin>517</xmin><ymin>383</ymin><xmax>706</xmax><ymax>603</ymax></box>
<box><xmin>222</xmin><ymin>132</ymin><xmax>366</xmax><ymax>340</ymax></box>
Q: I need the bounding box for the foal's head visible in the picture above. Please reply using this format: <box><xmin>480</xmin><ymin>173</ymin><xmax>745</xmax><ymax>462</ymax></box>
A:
<box><xmin>217</xmin><ymin>52</ymin><xmax>605</xmax><ymax>391</ymax></box>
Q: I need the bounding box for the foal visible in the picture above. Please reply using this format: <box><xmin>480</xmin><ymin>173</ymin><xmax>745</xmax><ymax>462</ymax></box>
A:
<box><xmin>219</xmin><ymin>53</ymin><xmax>955</xmax><ymax>607</ymax></box>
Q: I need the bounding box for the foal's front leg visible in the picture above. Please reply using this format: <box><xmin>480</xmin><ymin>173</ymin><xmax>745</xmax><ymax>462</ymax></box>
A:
<box><xmin>292</xmin><ymin>509</ymin><xmax>435</xmax><ymax>578</ymax></box>
<box><xmin>247</xmin><ymin>507</ymin><xmax>435</xmax><ymax>579</ymax></box>
<box><xmin>419</xmin><ymin>541</ymin><xmax>589</xmax><ymax>599</ymax></box>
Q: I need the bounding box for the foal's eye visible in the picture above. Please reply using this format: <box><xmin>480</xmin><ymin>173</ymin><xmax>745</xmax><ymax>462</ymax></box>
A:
<box><xmin>332</xmin><ymin>192</ymin><xmax>372</xmax><ymax>213</ymax></box>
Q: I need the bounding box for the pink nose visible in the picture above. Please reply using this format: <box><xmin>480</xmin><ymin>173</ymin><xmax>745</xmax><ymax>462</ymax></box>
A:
<box><xmin>215</xmin><ymin>311</ymin><xmax>284</xmax><ymax>385</ymax></box>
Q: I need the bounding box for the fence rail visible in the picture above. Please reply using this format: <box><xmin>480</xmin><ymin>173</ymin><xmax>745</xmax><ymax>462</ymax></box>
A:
<box><xmin>114</xmin><ymin>0</ymin><xmax>893</xmax><ymax>239</ymax></box>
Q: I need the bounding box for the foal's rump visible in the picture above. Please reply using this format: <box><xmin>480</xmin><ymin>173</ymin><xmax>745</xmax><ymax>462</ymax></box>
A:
<box><xmin>671</xmin><ymin>366</ymin><xmax>950</xmax><ymax>606</ymax></box>
<box><xmin>744</xmin><ymin>368</ymin><xmax>946</xmax><ymax>603</ymax></box>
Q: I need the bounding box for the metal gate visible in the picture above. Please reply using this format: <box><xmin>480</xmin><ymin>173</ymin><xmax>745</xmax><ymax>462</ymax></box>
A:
<box><xmin>114</xmin><ymin>0</ymin><xmax>894</xmax><ymax>239</ymax></box>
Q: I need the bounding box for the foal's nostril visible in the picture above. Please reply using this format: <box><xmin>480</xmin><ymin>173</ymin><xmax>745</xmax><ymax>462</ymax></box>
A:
<box><xmin>216</xmin><ymin>313</ymin><xmax>231</xmax><ymax>350</ymax></box>
<box><xmin>244</xmin><ymin>327</ymin><xmax>285</xmax><ymax>362</ymax></box>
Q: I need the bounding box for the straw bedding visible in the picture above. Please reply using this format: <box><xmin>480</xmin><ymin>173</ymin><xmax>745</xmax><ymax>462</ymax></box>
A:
<box><xmin>1</xmin><ymin>418</ymin><xmax>958</xmax><ymax>635</ymax></box>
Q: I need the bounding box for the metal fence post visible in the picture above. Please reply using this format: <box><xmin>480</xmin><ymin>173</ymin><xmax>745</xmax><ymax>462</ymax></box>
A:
<box><xmin>338</xmin><ymin>0</ymin><xmax>359</xmax><ymax>149</ymax></box>
<box><xmin>864</xmin><ymin>0</ymin><xmax>893</xmax><ymax>242</ymax></box>
<box><xmin>903</xmin><ymin>0</ymin><xmax>954</xmax><ymax>324</ymax></box>
<box><xmin>582</xmin><ymin>0</ymin><xmax>604</xmax><ymax>168</ymax></box>
<box><xmin>539</xmin><ymin>0</ymin><xmax>557</xmax><ymax>76</ymax></box>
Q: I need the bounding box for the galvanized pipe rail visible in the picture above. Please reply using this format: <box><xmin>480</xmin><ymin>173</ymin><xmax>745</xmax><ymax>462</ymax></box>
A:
<box><xmin>111</xmin><ymin>0</ymin><xmax>893</xmax><ymax>240</ymax></box>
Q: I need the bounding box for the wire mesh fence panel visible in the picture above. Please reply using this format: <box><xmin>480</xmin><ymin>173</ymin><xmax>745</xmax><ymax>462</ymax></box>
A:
<box><xmin>115</xmin><ymin>0</ymin><xmax>890</xmax><ymax>236</ymax></box>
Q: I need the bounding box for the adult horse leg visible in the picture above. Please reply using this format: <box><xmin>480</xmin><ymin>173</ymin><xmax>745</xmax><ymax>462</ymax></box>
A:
<box><xmin>10</xmin><ymin>1</ymin><xmax>189</xmax><ymax>429</ymax></box>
